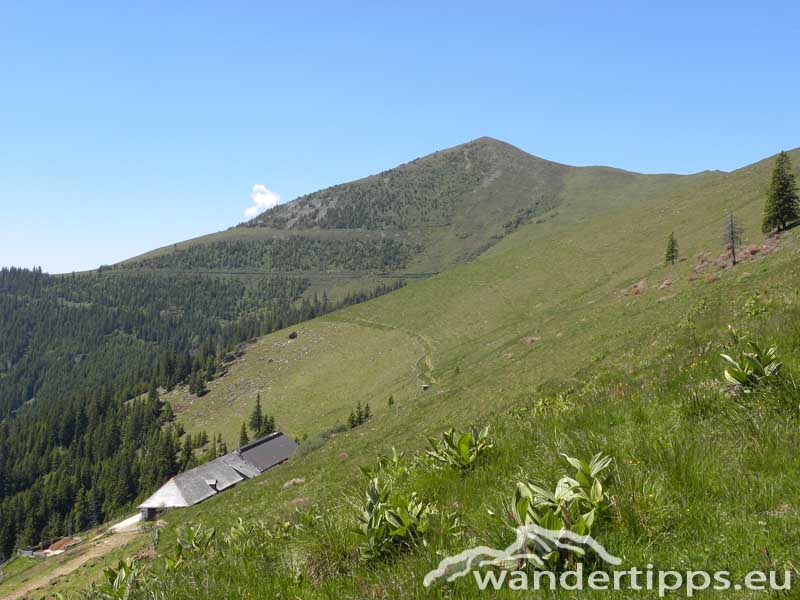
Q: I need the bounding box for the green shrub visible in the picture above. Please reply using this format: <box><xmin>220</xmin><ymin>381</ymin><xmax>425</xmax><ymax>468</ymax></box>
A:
<box><xmin>721</xmin><ymin>341</ymin><xmax>782</xmax><ymax>392</ymax></box>
<box><xmin>91</xmin><ymin>559</ymin><xmax>141</xmax><ymax>600</ymax></box>
<box><xmin>353</xmin><ymin>477</ymin><xmax>432</xmax><ymax>561</ymax></box>
<box><xmin>294</xmin><ymin>423</ymin><xmax>347</xmax><ymax>458</ymax></box>
<box><xmin>425</xmin><ymin>425</ymin><xmax>494</xmax><ymax>472</ymax></box>
<box><xmin>360</xmin><ymin>447</ymin><xmax>413</xmax><ymax>484</ymax></box>
<box><xmin>493</xmin><ymin>452</ymin><xmax>614</xmax><ymax>568</ymax></box>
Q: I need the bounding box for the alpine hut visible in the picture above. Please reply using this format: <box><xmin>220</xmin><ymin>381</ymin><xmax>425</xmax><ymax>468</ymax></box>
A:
<box><xmin>138</xmin><ymin>432</ymin><xmax>297</xmax><ymax>520</ymax></box>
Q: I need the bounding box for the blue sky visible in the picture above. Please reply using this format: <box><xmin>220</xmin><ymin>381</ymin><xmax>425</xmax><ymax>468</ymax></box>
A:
<box><xmin>1</xmin><ymin>1</ymin><xmax>799</xmax><ymax>272</ymax></box>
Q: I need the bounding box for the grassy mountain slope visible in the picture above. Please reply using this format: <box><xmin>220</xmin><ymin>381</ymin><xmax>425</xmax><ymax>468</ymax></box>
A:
<box><xmin>150</xmin><ymin>147</ymin><xmax>800</xmax><ymax>600</ymax></box>
<box><xmin>119</xmin><ymin>138</ymin><xmax>704</xmax><ymax>300</ymax></box>
<box><xmin>7</xmin><ymin>146</ymin><xmax>800</xmax><ymax>598</ymax></box>
<box><xmin>168</xmin><ymin>148</ymin><xmax>800</xmax><ymax>452</ymax></box>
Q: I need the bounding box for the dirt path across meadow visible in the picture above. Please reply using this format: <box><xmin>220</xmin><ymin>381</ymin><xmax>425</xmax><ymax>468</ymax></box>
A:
<box><xmin>328</xmin><ymin>315</ymin><xmax>436</xmax><ymax>384</ymax></box>
<box><xmin>2</xmin><ymin>531</ymin><xmax>141</xmax><ymax>600</ymax></box>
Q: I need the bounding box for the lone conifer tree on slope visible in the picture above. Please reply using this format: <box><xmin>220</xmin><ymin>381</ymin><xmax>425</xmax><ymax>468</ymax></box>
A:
<box><xmin>249</xmin><ymin>393</ymin><xmax>263</xmax><ymax>435</ymax></box>
<box><xmin>664</xmin><ymin>232</ymin><xmax>679</xmax><ymax>265</ymax></box>
<box><xmin>762</xmin><ymin>151</ymin><xmax>799</xmax><ymax>233</ymax></box>
<box><xmin>723</xmin><ymin>213</ymin><xmax>744</xmax><ymax>266</ymax></box>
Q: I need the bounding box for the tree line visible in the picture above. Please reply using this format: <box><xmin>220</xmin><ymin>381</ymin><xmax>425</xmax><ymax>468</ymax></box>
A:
<box><xmin>665</xmin><ymin>151</ymin><xmax>798</xmax><ymax>266</ymax></box>
<box><xmin>122</xmin><ymin>236</ymin><xmax>420</xmax><ymax>273</ymax></box>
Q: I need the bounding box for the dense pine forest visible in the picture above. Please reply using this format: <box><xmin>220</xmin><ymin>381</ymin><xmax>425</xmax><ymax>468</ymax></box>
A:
<box><xmin>0</xmin><ymin>266</ymin><xmax>404</xmax><ymax>559</ymax></box>
<box><xmin>0</xmin><ymin>267</ymin><xmax>310</xmax><ymax>417</ymax></box>
<box><xmin>121</xmin><ymin>236</ymin><xmax>420</xmax><ymax>273</ymax></box>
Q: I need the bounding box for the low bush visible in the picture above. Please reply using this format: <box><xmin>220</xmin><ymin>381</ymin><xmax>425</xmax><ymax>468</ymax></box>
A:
<box><xmin>353</xmin><ymin>477</ymin><xmax>432</xmax><ymax>561</ymax></box>
<box><xmin>294</xmin><ymin>422</ymin><xmax>348</xmax><ymax>458</ymax></box>
<box><xmin>425</xmin><ymin>425</ymin><xmax>494</xmax><ymax>472</ymax></box>
<box><xmin>493</xmin><ymin>452</ymin><xmax>615</xmax><ymax>569</ymax></box>
<box><xmin>721</xmin><ymin>341</ymin><xmax>783</xmax><ymax>391</ymax></box>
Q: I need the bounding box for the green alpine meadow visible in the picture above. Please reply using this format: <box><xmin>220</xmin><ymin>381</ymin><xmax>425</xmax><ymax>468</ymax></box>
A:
<box><xmin>3</xmin><ymin>4</ymin><xmax>800</xmax><ymax>599</ymax></box>
<box><xmin>3</xmin><ymin>139</ymin><xmax>800</xmax><ymax>598</ymax></box>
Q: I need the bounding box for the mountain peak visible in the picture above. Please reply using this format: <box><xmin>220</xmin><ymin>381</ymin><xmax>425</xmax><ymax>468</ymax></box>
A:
<box><xmin>240</xmin><ymin>136</ymin><xmax>565</xmax><ymax>234</ymax></box>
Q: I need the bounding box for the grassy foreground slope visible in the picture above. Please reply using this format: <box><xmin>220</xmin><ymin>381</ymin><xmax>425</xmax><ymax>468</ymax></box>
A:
<box><xmin>8</xmin><ymin>147</ymin><xmax>800</xmax><ymax>598</ymax></box>
<box><xmin>149</xmin><ymin>147</ymin><xmax>800</xmax><ymax>599</ymax></box>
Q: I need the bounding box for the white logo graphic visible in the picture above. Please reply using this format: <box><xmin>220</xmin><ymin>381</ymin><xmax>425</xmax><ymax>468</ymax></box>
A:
<box><xmin>423</xmin><ymin>524</ymin><xmax>621</xmax><ymax>587</ymax></box>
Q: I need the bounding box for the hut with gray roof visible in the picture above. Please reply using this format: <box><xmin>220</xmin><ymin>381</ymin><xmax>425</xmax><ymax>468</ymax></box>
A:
<box><xmin>139</xmin><ymin>432</ymin><xmax>296</xmax><ymax>520</ymax></box>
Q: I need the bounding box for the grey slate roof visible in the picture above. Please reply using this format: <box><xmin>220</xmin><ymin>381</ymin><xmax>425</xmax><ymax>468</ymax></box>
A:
<box><xmin>172</xmin><ymin>471</ymin><xmax>217</xmax><ymax>506</ymax></box>
<box><xmin>238</xmin><ymin>432</ymin><xmax>297</xmax><ymax>473</ymax></box>
<box><xmin>219</xmin><ymin>452</ymin><xmax>261</xmax><ymax>478</ymax></box>
<box><xmin>180</xmin><ymin>456</ymin><xmax>246</xmax><ymax>492</ymax></box>
<box><xmin>139</xmin><ymin>431</ymin><xmax>297</xmax><ymax>510</ymax></box>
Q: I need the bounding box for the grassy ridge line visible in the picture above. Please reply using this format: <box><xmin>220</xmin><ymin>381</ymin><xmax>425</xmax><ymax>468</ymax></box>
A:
<box><xmin>107</xmin><ymin>267</ymin><xmax>436</xmax><ymax>279</ymax></box>
<box><xmin>114</xmin><ymin>138</ymin><xmax>681</xmax><ymax>299</ymax></box>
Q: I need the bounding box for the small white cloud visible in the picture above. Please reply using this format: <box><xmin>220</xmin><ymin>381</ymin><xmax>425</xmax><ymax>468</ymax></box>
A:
<box><xmin>244</xmin><ymin>184</ymin><xmax>280</xmax><ymax>217</ymax></box>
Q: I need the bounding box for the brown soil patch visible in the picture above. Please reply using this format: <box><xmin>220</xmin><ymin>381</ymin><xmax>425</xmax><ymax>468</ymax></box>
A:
<box><xmin>3</xmin><ymin>531</ymin><xmax>141</xmax><ymax>600</ymax></box>
<box><xmin>630</xmin><ymin>279</ymin><xmax>647</xmax><ymax>295</ymax></box>
<box><xmin>47</xmin><ymin>537</ymin><xmax>80</xmax><ymax>552</ymax></box>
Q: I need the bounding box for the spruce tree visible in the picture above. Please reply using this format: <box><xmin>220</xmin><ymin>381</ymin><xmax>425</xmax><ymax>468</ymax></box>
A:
<box><xmin>156</xmin><ymin>430</ymin><xmax>178</xmax><ymax>482</ymax></box>
<box><xmin>204</xmin><ymin>438</ymin><xmax>218</xmax><ymax>462</ymax></box>
<box><xmin>664</xmin><ymin>232</ymin><xmax>679</xmax><ymax>265</ymax></box>
<box><xmin>160</xmin><ymin>402</ymin><xmax>175</xmax><ymax>423</ymax></box>
<box><xmin>148</xmin><ymin>380</ymin><xmax>159</xmax><ymax>404</ymax></box>
<box><xmin>239</xmin><ymin>422</ymin><xmax>250</xmax><ymax>447</ymax></box>
<box><xmin>363</xmin><ymin>403</ymin><xmax>371</xmax><ymax>422</ymax></box>
<box><xmin>189</xmin><ymin>372</ymin><xmax>207</xmax><ymax>396</ymax></box>
<box><xmin>188</xmin><ymin>371</ymin><xmax>198</xmax><ymax>394</ymax></box>
<box><xmin>722</xmin><ymin>213</ymin><xmax>744</xmax><ymax>265</ymax></box>
<box><xmin>263</xmin><ymin>414</ymin><xmax>275</xmax><ymax>435</ymax></box>
<box><xmin>180</xmin><ymin>436</ymin><xmax>193</xmax><ymax>468</ymax></box>
<box><xmin>147</xmin><ymin>383</ymin><xmax>162</xmax><ymax>419</ymax></box>
<box><xmin>88</xmin><ymin>489</ymin><xmax>100</xmax><ymax>527</ymax></box>
<box><xmin>762</xmin><ymin>151</ymin><xmax>799</xmax><ymax>232</ymax></box>
<box><xmin>356</xmin><ymin>401</ymin><xmax>364</xmax><ymax>425</ymax></box>
<box><xmin>249</xmin><ymin>393</ymin><xmax>263</xmax><ymax>435</ymax></box>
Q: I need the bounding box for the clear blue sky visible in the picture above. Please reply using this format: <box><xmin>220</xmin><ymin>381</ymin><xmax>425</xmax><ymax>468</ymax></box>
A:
<box><xmin>2</xmin><ymin>1</ymin><xmax>799</xmax><ymax>273</ymax></box>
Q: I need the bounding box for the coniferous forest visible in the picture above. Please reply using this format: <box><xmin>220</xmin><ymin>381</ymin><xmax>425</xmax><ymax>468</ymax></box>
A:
<box><xmin>123</xmin><ymin>237</ymin><xmax>420</xmax><ymax>273</ymax></box>
<box><xmin>0</xmin><ymin>266</ymin><xmax>403</xmax><ymax>559</ymax></box>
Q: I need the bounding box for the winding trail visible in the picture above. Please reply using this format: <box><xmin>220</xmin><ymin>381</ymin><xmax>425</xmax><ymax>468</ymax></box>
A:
<box><xmin>327</xmin><ymin>315</ymin><xmax>435</xmax><ymax>385</ymax></box>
